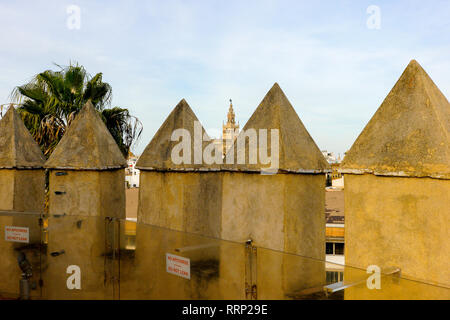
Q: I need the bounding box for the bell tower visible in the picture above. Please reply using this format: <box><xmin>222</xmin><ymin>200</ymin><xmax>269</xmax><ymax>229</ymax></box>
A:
<box><xmin>222</xmin><ymin>99</ymin><xmax>239</xmax><ymax>155</ymax></box>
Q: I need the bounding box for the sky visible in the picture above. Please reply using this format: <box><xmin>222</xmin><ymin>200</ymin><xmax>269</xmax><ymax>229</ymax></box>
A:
<box><xmin>0</xmin><ymin>0</ymin><xmax>449</xmax><ymax>156</ymax></box>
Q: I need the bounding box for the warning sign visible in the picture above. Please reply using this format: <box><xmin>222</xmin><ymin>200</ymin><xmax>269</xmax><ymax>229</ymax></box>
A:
<box><xmin>5</xmin><ymin>226</ymin><xmax>29</xmax><ymax>243</ymax></box>
<box><xmin>166</xmin><ymin>253</ymin><xmax>190</xmax><ymax>279</ymax></box>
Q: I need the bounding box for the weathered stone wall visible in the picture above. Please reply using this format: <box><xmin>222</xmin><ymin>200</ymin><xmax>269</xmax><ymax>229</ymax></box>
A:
<box><xmin>0</xmin><ymin>169</ymin><xmax>44</xmax><ymax>212</ymax></box>
<box><xmin>44</xmin><ymin>169</ymin><xmax>125</xmax><ymax>299</ymax></box>
<box><xmin>221</xmin><ymin>172</ymin><xmax>325</xmax><ymax>258</ymax></box>
<box><xmin>344</xmin><ymin>174</ymin><xmax>449</xmax><ymax>286</ymax></box>
<box><xmin>48</xmin><ymin>170</ymin><xmax>125</xmax><ymax>219</ymax></box>
<box><xmin>138</xmin><ymin>171</ymin><xmax>222</xmax><ymax>238</ymax></box>
<box><xmin>42</xmin><ymin>102</ymin><xmax>126</xmax><ymax>299</ymax></box>
<box><xmin>220</xmin><ymin>172</ymin><xmax>325</xmax><ymax>299</ymax></box>
<box><xmin>135</xmin><ymin>171</ymin><xmax>226</xmax><ymax>299</ymax></box>
<box><xmin>0</xmin><ymin>169</ymin><xmax>44</xmax><ymax>297</ymax></box>
<box><xmin>340</xmin><ymin>60</ymin><xmax>450</xmax><ymax>299</ymax></box>
<box><xmin>0</xmin><ymin>169</ymin><xmax>15</xmax><ymax>211</ymax></box>
<box><xmin>136</xmin><ymin>170</ymin><xmax>326</xmax><ymax>299</ymax></box>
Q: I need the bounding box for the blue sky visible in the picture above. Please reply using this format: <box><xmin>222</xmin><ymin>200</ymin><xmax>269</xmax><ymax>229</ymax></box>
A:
<box><xmin>0</xmin><ymin>0</ymin><xmax>449</xmax><ymax>156</ymax></box>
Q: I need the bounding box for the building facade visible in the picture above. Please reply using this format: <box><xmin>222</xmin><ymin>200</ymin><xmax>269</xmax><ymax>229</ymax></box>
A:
<box><xmin>125</xmin><ymin>152</ymin><xmax>140</xmax><ymax>188</ymax></box>
<box><xmin>213</xmin><ymin>99</ymin><xmax>240</xmax><ymax>157</ymax></box>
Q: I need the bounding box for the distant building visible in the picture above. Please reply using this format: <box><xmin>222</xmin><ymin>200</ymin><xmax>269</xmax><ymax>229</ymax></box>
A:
<box><xmin>213</xmin><ymin>99</ymin><xmax>240</xmax><ymax>156</ymax></box>
<box><xmin>222</xmin><ymin>99</ymin><xmax>240</xmax><ymax>155</ymax></box>
<box><xmin>330</xmin><ymin>163</ymin><xmax>344</xmax><ymax>187</ymax></box>
<box><xmin>325</xmin><ymin>189</ymin><xmax>345</xmax><ymax>283</ymax></box>
<box><xmin>322</xmin><ymin>150</ymin><xmax>341</xmax><ymax>164</ymax></box>
<box><xmin>323</xmin><ymin>153</ymin><xmax>344</xmax><ymax>187</ymax></box>
<box><xmin>125</xmin><ymin>152</ymin><xmax>140</xmax><ymax>188</ymax></box>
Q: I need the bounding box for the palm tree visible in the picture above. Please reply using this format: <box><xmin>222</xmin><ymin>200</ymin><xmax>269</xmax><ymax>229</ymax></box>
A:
<box><xmin>10</xmin><ymin>63</ymin><xmax>142</xmax><ymax>157</ymax></box>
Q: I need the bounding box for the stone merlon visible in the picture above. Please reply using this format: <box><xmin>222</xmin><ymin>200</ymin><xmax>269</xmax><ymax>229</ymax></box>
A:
<box><xmin>0</xmin><ymin>106</ymin><xmax>45</xmax><ymax>169</ymax></box>
<box><xmin>223</xmin><ymin>83</ymin><xmax>330</xmax><ymax>173</ymax></box>
<box><xmin>340</xmin><ymin>60</ymin><xmax>450</xmax><ymax>179</ymax></box>
<box><xmin>136</xmin><ymin>99</ymin><xmax>219</xmax><ymax>171</ymax></box>
<box><xmin>45</xmin><ymin>101</ymin><xmax>126</xmax><ymax>170</ymax></box>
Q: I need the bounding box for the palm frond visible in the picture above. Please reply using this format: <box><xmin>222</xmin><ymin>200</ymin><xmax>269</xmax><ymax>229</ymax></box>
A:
<box><xmin>10</xmin><ymin>62</ymin><xmax>141</xmax><ymax>158</ymax></box>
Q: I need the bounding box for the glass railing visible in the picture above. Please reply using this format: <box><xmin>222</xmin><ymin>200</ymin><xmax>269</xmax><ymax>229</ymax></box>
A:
<box><xmin>0</xmin><ymin>213</ymin><xmax>448</xmax><ymax>300</ymax></box>
<box><xmin>42</xmin><ymin>214</ymin><xmax>116</xmax><ymax>299</ymax></box>
<box><xmin>0</xmin><ymin>211</ymin><xmax>44</xmax><ymax>299</ymax></box>
<box><xmin>117</xmin><ymin>220</ymin><xmax>246</xmax><ymax>300</ymax></box>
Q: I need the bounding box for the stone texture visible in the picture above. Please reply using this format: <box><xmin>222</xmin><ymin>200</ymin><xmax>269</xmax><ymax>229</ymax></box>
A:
<box><xmin>221</xmin><ymin>172</ymin><xmax>326</xmax><ymax>258</ymax></box>
<box><xmin>136</xmin><ymin>99</ymin><xmax>218</xmax><ymax>171</ymax></box>
<box><xmin>48</xmin><ymin>170</ymin><xmax>125</xmax><ymax>218</ymax></box>
<box><xmin>44</xmin><ymin>166</ymin><xmax>125</xmax><ymax>299</ymax></box>
<box><xmin>134</xmin><ymin>85</ymin><xmax>328</xmax><ymax>299</ymax></box>
<box><xmin>45</xmin><ymin>101</ymin><xmax>126</xmax><ymax>170</ymax></box>
<box><xmin>340</xmin><ymin>60</ymin><xmax>450</xmax><ymax>179</ymax></box>
<box><xmin>0</xmin><ymin>106</ymin><xmax>45</xmax><ymax>169</ymax></box>
<box><xmin>138</xmin><ymin>171</ymin><xmax>222</xmax><ymax>236</ymax></box>
<box><xmin>44</xmin><ymin>170</ymin><xmax>125</xmax><ymax>299</ymax></box>
<box><xmin>0</xmin><ymin>213</ymin><xmax>42</xmax><ymax>298</ymax></box>
<box><xmin>43</xmin><ymin>101</ymin><xmax>126</xmax><ymax>299</ymax></box>
<box><xmin>223</xmin><ymin>83</ymin><xmax>330</xmax><ymax>173</ymax></box>
<box><xmin>341</xmin><ymin>60</ymin><xmax>450</xmax><ymax>298</ymax></box>
<box><xmin>0</xmin><ymin>107</ymin><xmax>44</xmax><ymax>297</ymax></box>
<box><xmin>344</xmin><ymin>174</ymin><xmax>449</xmax><ymax>287</ymax></box>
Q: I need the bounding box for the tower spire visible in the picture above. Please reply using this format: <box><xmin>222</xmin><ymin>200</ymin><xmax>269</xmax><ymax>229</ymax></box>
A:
<box><xmin>227</xmin><ymin>98</ymin><xmax>235</xmax><ymax>124</ymax></box>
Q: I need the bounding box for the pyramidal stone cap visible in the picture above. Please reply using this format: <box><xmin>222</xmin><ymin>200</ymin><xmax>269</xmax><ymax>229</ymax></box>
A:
<box><xmin>45</xmin><ymin>101</ymin><xmax>126</xmax><ymax>170</ymax></box>
<box><xmin>136</xmin><ymin>99</ymin><xmax>219</xmax><ymax>171</ymax></box>
<box><xmin>223</xmin><ymin>83</ymin><xmax>330</xmax><ymax>173</ymax></box>
<box><xmin>0</xmin><ymin>106</ymin><xmax>45</xmax><ymax>169</ymax></box>
<box><xmin>340</xmin><ymin>60</ymin><xmax>450</xmax><ymax>179</ymax></box>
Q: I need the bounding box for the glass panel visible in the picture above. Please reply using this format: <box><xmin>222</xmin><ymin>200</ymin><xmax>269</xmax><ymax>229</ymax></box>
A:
<box><xmin>325</xmin><ymin>243</ymin><xmax>333</xmax><ymax>255</ymax></box>
<box><xmin>256</xmin><ymin>245</ymin><xmax>450</xmax><ymax>300</ymax></box>
<box><xmin>117</xmin><ymin>219</ymin><xmax>247</xmax><ymax>300</ymax></box>
<box><xmin>42</xmin><ymin>215</ymin><xmax>116</xmax><ymax>299</ymax></box>
<box><xmin>334</xmin><ymin>243</ymin><xmax>344</xmax><ymax>255</ymax></box>
<box><xmin>0</xmin><ymin>212</ymin><xmax>43</xmax><ymax>299</ymax></box>
<box><xmin>3</xmin><ymin>213</ymin><xmax>446</xmax><ymax>300</ymax></box>
<box><xmin>341</xmin><ymin>265</ymin><xmax>450</xmax><ymax>300</ymax></box>
<box><xmin>256</xmin><ymin>247</ymin><xmax>332</xmax><ymax>300</ymax></box>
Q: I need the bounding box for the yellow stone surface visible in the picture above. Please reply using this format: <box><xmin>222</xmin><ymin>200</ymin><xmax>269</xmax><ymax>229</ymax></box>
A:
<box><xmin>43</xmin><ymin>101</ymin><xmax>126</xmax><ymax>299</ymax></box>
<box><xmin>341</xmin><ymin>60</ymin><xmax>450</xmax><ymax>179</ymax></box>
<box><xmin>119</xmin><ymin>223</ymin><xmax>245</xmax><ymax>299</ymax></box>
<box><xmin>341</xmin><ymin>60</ymin><xmax>449</xmax><ymax>299</ymax></box>
<box><xmin>343</xmin><ymin>265</ymin><xmax>450</xmax><ymax>300</ymax></box>
<box><xmin>45</xmin><ymin>101</ymin><xmax>126</xmax><ymax>170</ymax></box>
<box><xmin>0</xmin><ymin>170</ymin><xmax>44</xmax><ymax>297</ymax></box>
<box><xmin>0</xmin><ymin>106</ymin><xmax>45</xmax><ymax>298</ymax></box>
<box><xmin>48</xmin><ymin>170</ymin><xmax>125</xmax><ymax>218</ymax></box>
<box><xmin>221</xmin><ymin>172</ymin><xmax>325</xmax><ymax>258</ymax></box>
<box><xmin>138</xmin><ymin>171</ymin><xmax>222</xmax><ymax>237</ymax></box>
<box><xmin>344</xmin><ymin>174</ymin><xmax>450</xmax><ymax>287</ymax></box>
<box><xmin>0</xmin><ymin>106</ymin><xmax>45</xmax><ymax>169</ymax></box>
<box><xmin>43</xmin><ymin>169</ymin><xmax>125</xmax><ymax>299</ymax></box>
<box><xmin>136</xmin><ymin>99</ymin><xmax>217</xmax><ymax>171</ymax></box>
<box><xmin>224</xmin><ymin>83</ymin><xmax>330</xmax><ymax>173</ymax></box>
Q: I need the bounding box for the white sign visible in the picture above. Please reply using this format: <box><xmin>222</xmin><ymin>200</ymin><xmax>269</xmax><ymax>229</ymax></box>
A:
<box><xmin>5</xmin><ymin>226</ymin><xmax>29</xmax><ymax>243</ymax></box>
<box><xmin>166</xmin><ymin>253</ymin><xmax>190</xmax><ymax>279</ymax></box>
